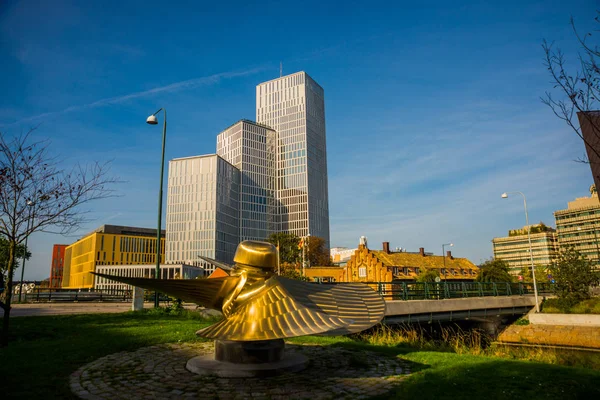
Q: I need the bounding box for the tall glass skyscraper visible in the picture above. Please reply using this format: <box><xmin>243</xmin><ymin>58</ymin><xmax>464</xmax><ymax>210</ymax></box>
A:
<box><xmin>256</xmin><ymin>71</ymin><xmax>330</xmax><ymax>246</ymax></box>
<box><xmin>217</xmin><ymin>120</ymin><xmax>276</xmax><ymax>241</ymax></box>
<box><xmin>165</xmin><ymin>154</ymin><xmax>240</xmax><ymax>273</ymax></box>
<box><xmin>165</xmin><ymin>71</ymin><xmax>331</xmax><ymax>270</ymax></box>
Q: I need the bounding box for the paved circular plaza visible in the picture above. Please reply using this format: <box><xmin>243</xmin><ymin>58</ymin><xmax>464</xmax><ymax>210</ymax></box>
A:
<box><xmin>70</xmin><ymin>342</ymin><xmax>412</xmax><ymax>399</ymax></box>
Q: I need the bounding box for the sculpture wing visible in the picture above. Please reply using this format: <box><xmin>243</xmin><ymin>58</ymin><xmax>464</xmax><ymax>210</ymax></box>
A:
<box><xmin>276</xmin><ymin>277</ymin><xmax>386</xmax><ymax>336</ymax></box>
<box><xmin>92</xmin><ymin>272</ymin><xmax>240</xmax><ymax>310</ymax></box>
<box><xmin>196</xmin><ymin>276</ymin><xmax>351</xmax><ymax>341</ymax></box>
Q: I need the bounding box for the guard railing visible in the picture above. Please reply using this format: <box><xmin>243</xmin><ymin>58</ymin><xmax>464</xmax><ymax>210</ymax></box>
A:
<box><xmin>316</xmin><ymin>281</ymin><xmax>554</xmax><ymax>301</ymax></box>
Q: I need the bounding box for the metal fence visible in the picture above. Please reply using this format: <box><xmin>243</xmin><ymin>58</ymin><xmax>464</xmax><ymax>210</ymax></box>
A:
<box><xmin>20</xmin><ymin>288</ymin><xmax>178</xmax><ymax>303</ymax></box>
<box><xmin>344</xmin><ymin>281</ymin><xmax>554</xmax><ymax>300</ymax></box>
<box><xmin>22</xmin><ymin>288</ymin><xmax>133</xmax><ymax>302</ymax></box>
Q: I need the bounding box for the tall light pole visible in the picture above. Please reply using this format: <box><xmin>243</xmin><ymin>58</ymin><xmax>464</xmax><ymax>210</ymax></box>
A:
<box><xmin>442</xmin><ymin>242</ymin><xmax>453</xmax><ymax>281</ymax></box>
<box><xmin>147</xmin><ymin>108</ymin><xmax>167</xmax><ymax>308</ymax></box>
<box><xmin>502</xmin><ymin>191</ymin><xmax>540</xmax><ymax>312</ymax></box>
<box><xmin>18</xmin><ymin>200</ymin><xmax>35</xmax><ymax>303</ymax></box>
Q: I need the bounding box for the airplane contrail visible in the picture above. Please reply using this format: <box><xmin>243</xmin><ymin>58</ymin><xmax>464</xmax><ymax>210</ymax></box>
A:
<box><xmin>2</xmin><ymin>66</ymin><xmax>267</xmax><ymax>127</ymax></box>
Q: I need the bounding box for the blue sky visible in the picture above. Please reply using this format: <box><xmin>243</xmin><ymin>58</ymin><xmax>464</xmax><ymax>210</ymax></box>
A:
<box><xmin>0</xmin><ymin>0</ymin><xmax>597</xmax><ymax>279</ymax></box>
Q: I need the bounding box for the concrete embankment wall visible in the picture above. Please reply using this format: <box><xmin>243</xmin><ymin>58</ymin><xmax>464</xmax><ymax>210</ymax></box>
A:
<box><xmin>528</xmin><ymin>313</ymin><xmax>600</xmax><ymax>327</ymax></box>
<box><xmin>498</xmin><ymin>315</ymin><xmax>600</xmax><ymax>349</ymax></box>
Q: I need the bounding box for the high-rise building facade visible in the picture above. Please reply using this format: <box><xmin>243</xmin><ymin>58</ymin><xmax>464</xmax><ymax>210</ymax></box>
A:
<box><xmin>554</xmin><ymin>185</ymin><xmax>600</xmax><ymax>271</ymax></box>
<box><xmin>165</xmin><ymin>154</ymin><xmax>240</xmax><ymax>273</ymax></box>
<box><xmin>492</xmin><ymin>224</ymin><xmax>559</xmax><ymax>276</ymax></box>
<box><xmin>217</xmin><ymin>120</ymin><xmax>276</xmax><ymax>241</ymax></box>
<box><xmin>256</xmin><ymin>71</ymin><xmax>330</xmax><ymax>246</ymax></box>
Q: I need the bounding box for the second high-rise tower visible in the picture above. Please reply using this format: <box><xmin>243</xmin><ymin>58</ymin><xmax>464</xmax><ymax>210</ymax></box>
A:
<box><xmin>256</xmin><ymin>71</ymin><xmax>330</xmax><ymax>246</ymax></box>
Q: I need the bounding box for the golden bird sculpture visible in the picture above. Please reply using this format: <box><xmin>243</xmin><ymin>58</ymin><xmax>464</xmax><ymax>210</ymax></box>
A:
<box><xmin>93</xmin><ymin>240</ymin><xmax>385</xmax><ymax>341</ymax></box>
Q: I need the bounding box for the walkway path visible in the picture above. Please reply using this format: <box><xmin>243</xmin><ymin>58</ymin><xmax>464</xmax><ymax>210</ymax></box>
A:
<box><xmin>70</xmin><ymin>342</ymin><xmax>412</xmax><ymax>400</ymax></box>
<box><xmin>0</xmin><ymin>302</ymin><xmax>198</xmax><ymax>317</ymax></box>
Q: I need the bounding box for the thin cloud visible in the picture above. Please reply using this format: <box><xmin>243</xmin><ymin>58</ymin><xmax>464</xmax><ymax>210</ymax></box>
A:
<box><xmin>3</xmin><ymin>66</ymin><xmax>267</xmax><ymax>127</ymax></box>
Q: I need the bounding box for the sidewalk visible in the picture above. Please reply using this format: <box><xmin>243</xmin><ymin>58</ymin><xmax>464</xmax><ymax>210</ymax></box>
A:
<box><xmin>0</xmin><ymin>302</ymin><xmax>199</xmax><ymax>317</ymax></box>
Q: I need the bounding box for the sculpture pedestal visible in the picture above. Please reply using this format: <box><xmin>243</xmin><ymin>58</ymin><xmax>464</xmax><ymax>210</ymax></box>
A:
<box><xmin>186</xmin><ymin>339</ymin><xmax>308</xmax><ymax>377</ymax></box>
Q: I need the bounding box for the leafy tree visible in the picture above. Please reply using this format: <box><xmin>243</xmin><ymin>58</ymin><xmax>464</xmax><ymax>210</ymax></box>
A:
<box><xmin>266</xmin><ymin>232</ymin><xmax>301</xmax><ymax>264</ymax></box>
<box><xmin>548</xmin><ymin>247</ymin><xmax>596</xmax><ymax>305</ymax></box>
<box><xmin>519</xmin><ymin>264</ymin><xmax>551</xmax><ymax>284</ymax></box>
<box><xmin>279</xmin><ymin>262</ymin><xmax>309</xmax><ymax>281</ymax></box>
<box><xmin>542</xmin><ymin>12</ymin><xmax>600</xmax><ymax>164</ymax></box>
<box><xmin>0</xmin><ymin>130</ymin><xmax>116</xmax><ymax>346</ymax></box>
<box><xmin>416</xmin><ymin>268</ymin><xmax>439</xmax><ymax>283</ymax></box>
<box><xmin>266</xmin><ymin>233</ymin><xmax>332</xmax><ymax>267</ymax></box>
<box><xmin>476</xmin><ymin>259</ymin><xmax>512</xmax><ymax>282</ymax></box>
<box><xmin>305</xmin><ymin>236</ymin><xmax>332</xmax><ymax>266</ymax></box>
<box><xmin>0</xmin><ymin>236</ymin><xmax>30</xmax><ymax>281</ymax></box>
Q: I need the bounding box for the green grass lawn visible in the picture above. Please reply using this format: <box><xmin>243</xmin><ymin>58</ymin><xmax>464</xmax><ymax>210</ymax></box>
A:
<box><xmin>1</xmin><ymin>310</ymin><xmax>599</xmax><ymax>399</ymax></box>
<box><xmin>542</xmin><ymin>297</ymin><xmax>600</xmax><ymax>314</ymax></box>
<box><xmin>1</xmin><ymin>310</ymin><xmax>214</xmax><ymax>399</ymax></box>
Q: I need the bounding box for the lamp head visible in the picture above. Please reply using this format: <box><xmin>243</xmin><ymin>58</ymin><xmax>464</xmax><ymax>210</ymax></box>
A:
<box><xmin>450</xmin><ymin>243</ymin><xmax>454</xmax><ymax>247</ymax></box>
<box><xmin>146</xmin><ymin>115</ymin><xmax>158</xmax><ymax>125</ymax></box>
<box><xmin>501</xmin><ymin>193</ymin><xmax>508</xmax><ymax>199</ymax></box>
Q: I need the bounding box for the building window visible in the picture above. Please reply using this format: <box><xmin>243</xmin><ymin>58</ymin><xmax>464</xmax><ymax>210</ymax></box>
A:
<box><xmin>359</xmin><ymin>267</ymin><xmax>367</xmax><ymax>278</ymax></box>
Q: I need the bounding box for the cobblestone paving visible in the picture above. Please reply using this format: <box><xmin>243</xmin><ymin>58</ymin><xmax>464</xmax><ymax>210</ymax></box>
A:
<box><xmin>70</xmin><ymin>342</ymin><xmax>412</xmax><ymax>399</ymax></box>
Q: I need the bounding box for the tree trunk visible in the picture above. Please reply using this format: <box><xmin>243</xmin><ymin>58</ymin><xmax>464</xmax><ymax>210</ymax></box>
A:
<box><xmin>1</xmin><ymin>240</ymin><xmax>16</xmax><ymax>347</ymax></box>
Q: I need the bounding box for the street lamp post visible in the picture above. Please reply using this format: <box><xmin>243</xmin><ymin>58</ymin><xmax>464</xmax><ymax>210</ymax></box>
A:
<box><xmin>502</xmin><ymin>191</ymin><xmax>540</xmax><ymax>312</ymax></box>
<box><xmin>147</xmin><ymin>108</ymin><xmax>167</xmax><ymax>308</ymax></box>
<box><xmin>442</xmin><ymin>242</ymin><xmax>453</xmax><ymax>281</ymax></box>
<box><xmin>18</xmin><ymin>200</ymin><xmax>35</xmax><ymax>303</ymax></box>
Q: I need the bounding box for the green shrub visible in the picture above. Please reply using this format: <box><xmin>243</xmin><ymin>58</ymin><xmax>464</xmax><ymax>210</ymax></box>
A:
<box><xmin>542</xmin><ymin>297</ymin><xmax>600</xmax><ymax>314</ymax></box>
<box><xmin>514</xmin><ymin>318</ymin><xmax>530</xmax><ymax>326</ymax></box>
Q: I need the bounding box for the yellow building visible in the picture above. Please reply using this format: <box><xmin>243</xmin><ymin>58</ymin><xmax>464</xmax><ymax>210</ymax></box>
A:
<box><xmin>62</xmin><ymin>225</ymin><xmax>165</xmax><ymax>289</ymax></box>
<box><xmin>492</xmin><ymin>223</ymin><xmax>559</xmax><ymax>276</ymax></box>
<box><xmin>554</xmin><ymin>185</ymin><xmax>600</xmax><ymax>271</ymax></box>
<box><xmin>303</xmin><ymin>266</ymin><xmax>347</xmax><ymax>283</ymax></box>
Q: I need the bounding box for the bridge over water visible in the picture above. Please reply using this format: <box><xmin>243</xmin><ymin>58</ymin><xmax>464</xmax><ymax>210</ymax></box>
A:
<box><xmin>362</xmin><ymin>281</ymin><xmax>554</xmax><ymax>324</ymax></box>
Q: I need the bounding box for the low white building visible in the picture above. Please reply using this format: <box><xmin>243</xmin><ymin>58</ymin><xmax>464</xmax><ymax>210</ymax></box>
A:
<box><xmin>94</xmin><ymin>264</ymin><xmax>204</xmax><ymax>292</ymax></box>
<box><xmin>330</xmin><ymin>247</ymin><xmax>357</xmax><ymax>264</ymax></box>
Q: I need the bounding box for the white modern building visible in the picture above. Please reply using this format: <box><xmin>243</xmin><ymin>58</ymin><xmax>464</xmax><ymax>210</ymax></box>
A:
<box><xmin>94</xmin><ymin>264</ymin><xmax>204</xmax><ymax>291</ymax></box>
<box><xmin>330</xmin><ymin>247</ymin><xmax>357</xmax><ymax>264</ymax></box>
<box><xmin>256</xmin><ymin>71</ymin><xmax>331</xmax><ymax>247</ymax></box>
<box><xmin>165</xmin><ymin>154</ymin><xmax>240</xmax><ymax>274</ymax></box>
<box><xmin>217</xmin><ymin>120</ymin><xmax>276</xmax><ymax>242</ymax></box>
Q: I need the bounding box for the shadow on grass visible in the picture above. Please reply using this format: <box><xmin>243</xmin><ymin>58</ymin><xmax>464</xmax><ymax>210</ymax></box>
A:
<box><xmin>1</xmin><ymin>310</ymin><xmax>214</xmax><ymax>400</ymax></box>
<box><xmin>370</xmin><ymin>351</ymin><xmax>600</xmax><ymax>400</ymax></box>
<box><xmin>290</xmin><ymin>336</ymin><xmax>600</xmax><ymax>399</ymax></box>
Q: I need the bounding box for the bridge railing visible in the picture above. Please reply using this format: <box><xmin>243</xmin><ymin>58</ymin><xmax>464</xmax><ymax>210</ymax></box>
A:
<box><xmin>334</xmin><ymin>281</ymin><xmax>554</xmax><ymax>301</ymax></box>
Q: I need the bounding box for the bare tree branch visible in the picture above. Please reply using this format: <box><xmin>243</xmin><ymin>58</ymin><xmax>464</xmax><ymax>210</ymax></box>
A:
<box><xmin>0</xmin><ymin>129</ymin><xmax>119</xmax><ymax>346</ymax></box>
<box><xmin>543</xmin><ymin>12</ymin><xmax>600</xmax><ymax>170</ymax></box>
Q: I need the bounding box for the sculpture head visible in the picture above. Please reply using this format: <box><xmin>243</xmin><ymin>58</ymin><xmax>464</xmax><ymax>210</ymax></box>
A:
<box><xmin>233</xmin><ymin>240</ymin><xmax>278</xmax><ymax>272</ymax></box>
